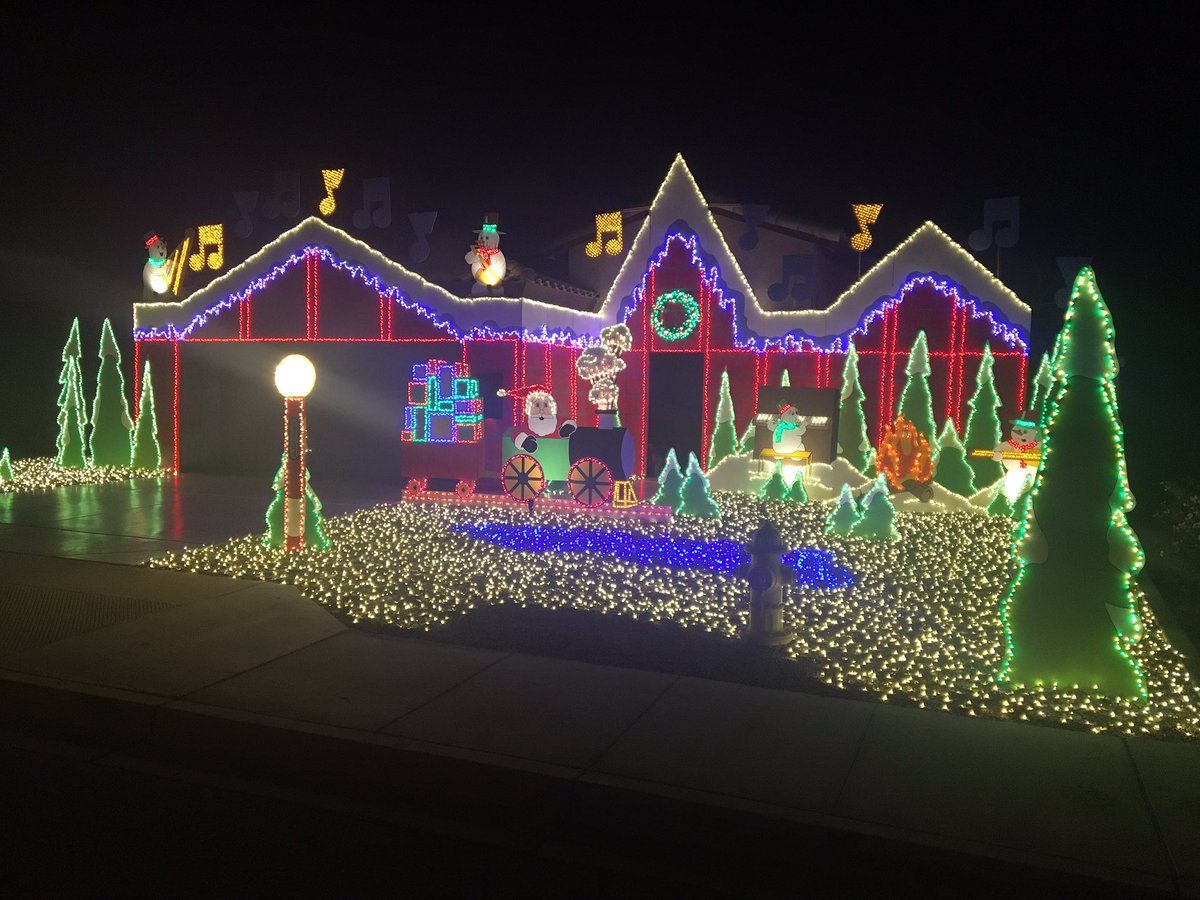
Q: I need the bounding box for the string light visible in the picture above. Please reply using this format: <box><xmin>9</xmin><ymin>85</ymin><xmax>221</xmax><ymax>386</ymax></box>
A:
<box><xmin>319</xmin><ymin>169</ymin><xmax>345</xmax><ymax>217</ymax></box>
<box><xmin>849</xmin><ymin>203</ymin><xmax>883</xmax><ymax>252</ymax></box>
<box><xmin>0</xmin><ymin>456</ymin><xmax>166</xmax><ymax>494</ymax></box>
<box><xmin>585</xmin><ymin>211</ymin><xmax>623</xmax><ymax>258</ymax></box>
<box><xmin>650</xmin><ymin>290</ymin><xmax>700</xmax><ymax>342</ymax></box>
<box><xmin>401</xmin><ymin>360</ymin><xmax>482</xmax><ymax>443</ymax></box>
<box><xmin>188</xmin><ymin>224</ymin><xmax>224</xmax><ymax>272</ymax></box>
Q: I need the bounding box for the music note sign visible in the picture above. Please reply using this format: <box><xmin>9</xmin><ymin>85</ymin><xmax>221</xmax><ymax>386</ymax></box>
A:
<box><xmin>849</xmin><ymin>203</ymin><xmax>883</xmax><ymax>252</ymax></box>
<box><xmin>408</xmin><ymin>211</ymin><xmax>438</xmax><ymax>263</ymax></box>
<box><xmin>353</xmin><ymin>177</ymin><xmax>392</xmax><ymax>229</ymax></box>
<box><xmin>188</xmin><ymin>224</ymin><xmax>224</xmax><ymax>271</ymax></box>
<box><xmin>768</xmin><ymin>254</ymin><xmax>815</xmax><ymax>305</ymax></box>
<box><xmin>585</xmin><ymin>212</ymin><xmax>623</xmax><ymax>257</ymax></box>
<box><xmin>319</xmin><ymin>168</ymin><xmax>345</xmax><ymax>217</ymax></box>
<box><xmin>968</xmin><ymin>196</ymin><xmax>1020</xmax><ymax>251</ymax></box>
<box><xmin>738</xmin><ymin>204</ymin><xmax>770</xmax><ymax>251</ymax></box>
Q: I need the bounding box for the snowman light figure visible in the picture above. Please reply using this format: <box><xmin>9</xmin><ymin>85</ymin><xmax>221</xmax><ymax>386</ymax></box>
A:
<box><xmin>772</xmin><ymin>402</ymin><xmax>807</xmax><ymax>456</ymax></box>
<box><xmin>142</xmin><ymin>231</ymin><xmax>174</xmax><ymax>299</ymax></box>
<box><xmin>992</xmin><ymin>413</ymin><xmax>1042</xmax><ymax>502</ymax></box>
<box><xmin>465</xmin><ymin>213</ymin><xmax>506</xmax><ymax>296</ymax></box>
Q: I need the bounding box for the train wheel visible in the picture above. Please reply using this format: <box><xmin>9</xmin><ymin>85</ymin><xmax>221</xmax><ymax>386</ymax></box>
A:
<box><xmin>567</xmin><ymin>457</ymin><xmax>613</xmax><ymax>508</ymax></box>
<box><xmin>403</xmin><ymin>477</ymin><xmax>427</xmax><ymax>499</ymax></box>
<box><xmin>502</xmin><ymin>454</ymin><xmax>546</xmax><ymax>503</ymax></box>
<box><xmin>454</xmin><ymin>479</ymin><xmax>475</xmax><ymax>497</ymax></box>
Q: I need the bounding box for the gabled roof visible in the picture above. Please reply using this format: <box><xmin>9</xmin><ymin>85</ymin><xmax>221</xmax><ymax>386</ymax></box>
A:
<box><xmin>133</xmin><ymin>216</ymin><xmax>607</xmax><ymax>340</ymax></box>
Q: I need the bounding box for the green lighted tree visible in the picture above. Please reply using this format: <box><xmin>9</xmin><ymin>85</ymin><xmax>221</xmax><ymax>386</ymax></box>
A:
<box><xmin>896</xmin><ymin>330</ymin><xmax>936</xmax><ymax>452</ymax></box>
<box><xmin>264</xmin><ymin>455</ymin><xmax>330</xmax><ymax>550</ymax></box>
<box><xmin>964</xmin><ymin>344</ymin><xmax>1004</xmax><ymax>490</ymax></box>
<box><xmin>1029</xmin><ymin>352</ymin><xmax>1054</xmax><ymax>426</ymax></box>
<box><xmin>131</xmin><ymin>360</ymin><xmax>162</xmax><ymax>470</ymax></box>
<box><xmin>780</xmin><ymin>368</ymin><xmax>790</xmax><ymax>387</ymax></box>
<box><xmin>56</xmin><ymin>357</ymin><xmax>87</xmax><ymax>468</ymax></box>
<box><xmin>837</xmin><ymin>343</ymin><xmax>871</xmax><ymax>471</ymax></box>
<box><xmin>678</xmin><ymin>452</ymin><xmax>720</xmax><ymax>517</ymax></box>
<box><xmin>986</xmin><ymin>484</ymin><xmax>1013</xmax><ymax>517</ymax></box>
<box><xmin>825</xmin><ymin>483</ymin><xmax>860</xmax><ymax>536</ymax></box>
<box><xmin>862</xmin><ymin>447</ymin><xmax>877</xmax><ymax>478</ymax></box>
<box><xmin>933</xmin><ymin>419</ymin><xmax>975</xmax><ymax>496</ymax></box>
<box><xmin>787</xmin><ymin>472</ymin><xmax>809</xmax><ymax>504</ymax></box>
<box><xmin>1000</xmin><ymin>267</ymin><xmax>1144</xmax><ymax>697</ymax></box>
<box><xmin>90</xmin><ymin>319</ymin><xmax>133</xmax><ymax>467</ymax></box>
<box><xmin>652</xmin><ymin>448</ymin><xmax>684</xmax><ymax>510</ymax></box>
<box><xmin>737</xmin><ymin>420</ymin><xmax>756</xmax><ymax>455</ymax></box>
<box><xmin>707</xmin><ymin>369</ymin><xmax>739</xmax><ymax>470</ymax></box>
<box><xmin>851</xmin><ymin>474</ymin><xmax>899</xmax><ymax>541</ymax></box>
<box><xmin>0</xmin><ymin>447</ymin><xmax>13</xmax><ymax>482</ymax></box>
<box><xmin>759</xmin><ymin>461</ymin><xmax>789</xmax><ymax>501</ymax></box>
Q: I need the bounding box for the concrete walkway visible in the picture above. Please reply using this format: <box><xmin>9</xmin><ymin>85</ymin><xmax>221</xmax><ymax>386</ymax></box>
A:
<box><xmin>1</xmin><ymin>476</ymin><xmax>1198</xmax><ymax>895</ymax></box>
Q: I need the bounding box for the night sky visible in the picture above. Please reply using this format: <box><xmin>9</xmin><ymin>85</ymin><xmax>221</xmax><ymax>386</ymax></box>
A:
<box><xmin>1</xmin><ymin>13</ymin><xmax>1192</xmax><ymax>510</ymax></box>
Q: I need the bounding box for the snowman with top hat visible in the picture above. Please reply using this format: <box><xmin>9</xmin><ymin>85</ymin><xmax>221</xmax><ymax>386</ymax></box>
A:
<box><xmin>992</xmin><ymin>411</ymin><xmax>1042</xmax><ymax>501</ymax></box>
<box><xmin>465</xmin><ymin>213</ymin><xmax>506</xmax><ymax>296</ymax></box>
<box><xmin>142</xmin><ymin>231</ymin><xmax>175</xmax><ymax>299</ymax></box>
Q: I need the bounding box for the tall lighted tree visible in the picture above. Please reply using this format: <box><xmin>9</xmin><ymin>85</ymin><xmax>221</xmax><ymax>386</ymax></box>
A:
<box><xmin>90</xmin><ymin>319</ymin><xmax>133</xmax><ymax>466</ymax></box>
<box><xmin>678</xmin><ymin>452</ymin><xmax>720</xmax><ymax>517</ymax></box>
<box><xmin>964</xmin><ymin>344</ymin><xmax>1004</xmax><ymax>489</ymax></box>
<box><xmin>1029</xmin><ymin>353</ymin><xmax>1053</xmax><ymax>422</ymax></box>
<box><xmin>652</xmin><ymin>448</ymin><xmax>684</xmax><ymax>510</ymax></box>
<box><xmin>933</xmin><ymin>419</ymin><xmax>974</xmax><ymax>496</ymax></box>
<box><xmin>837</xmin><ymin>342</ymin><xmax>871</xmax><ymax>471</ymax></box>
<box><xmin>825</xmin><ymin>484</ymin><xmax>860</xmax><ymax>535</ymax></box>
<box><xmin>1000</xmin><ymin>268</ymin><xmax>1144</xmax><ymax>698</ymax></box>
<box><xmin>707</xmin><ymin>369</ymin><xmax>738</xmax><ymax>470</ymax></box>
<box><xmin>896</xmin><ymin>331</ymin><xmax>936</xmax><ymax>452</ymax></box>
<box><xmin>56</xmin><ymin>357</ymin><xmax>87</xmax><ymax>468</ymax></box>
<box><xmin>131</xmin><ymin>360</ymin><xmax>162</xmax><ymax>470</ymax></box>
<box><xmin>56</xmin><ymin>319</ymin><xmax>88</xmax><ymax>468</ymax></box>
<box><xmin>0</xmin><ymin>447</ymin><xmax>13</xmax><ymax>482</ymax></box>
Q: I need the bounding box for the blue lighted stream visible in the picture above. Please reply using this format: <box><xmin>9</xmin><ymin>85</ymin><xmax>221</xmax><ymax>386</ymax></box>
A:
<box><xmin>451</xmin><ymin>523</ymin><xmax>855</xmax><ymax>589</ymax></box>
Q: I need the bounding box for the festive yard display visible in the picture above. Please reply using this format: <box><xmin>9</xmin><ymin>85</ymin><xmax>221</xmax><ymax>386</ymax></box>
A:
<box><xmin>0</xmin><ymin>447</ymin><xmax>13</xmax><ymax>482</ymax></box>
<box><xmin>933</xmin><ymin>419</ymin><xmax>974</xmax><ymax>496</ymax></box>
<box><xmin>576</xmin><ymin>323</ymin><xmax>633</xmax><ymax>415</ymax></box>
<box><xmin>89</xmin><ymin>319</ymin><xmax>133</xmax><ymax>467</ymax></box>
<box><xmin>837</xmin><ymin>343</ymin><xmax>871</xmax><ymax>472</ymax></box>
<box><xmin>56</xmin><ymin>320</ymin><xmax>88</xmax><ymax>469</ymax></box>
<box><xmin>877</xmin><ymin>415</ymin><xmax>933</xmax><ymax>493</ymax></box>
<box><xmin>679</xmin><ymin>452</ymin><xmax>721</xmax><ymax>517</ymax></box>
<box><xmin>1000</xmin><ymin>268</ymin><xmax>1144</xmax><ymax>698</ymax></box>
<box><xmin>787</xmin><ymin>473</ymin><xmax>809</xmax><ymax>504</ymax></box>
<box><xmin>0</xmin><ymin>457</ymin><xmax>166</xmax><ymax>494</ymax></box>
<box><xmin>131</xmin><ymin>361</ymin><xmax>162</xmax><ymax>470</ymax></box>
<box><xmin>760</xmin><ymin>462</ymin><xmax>790</xmax><ymax>501</ymax></box>
<box><xmin>401</xmin><ymin>360</ymin><xmax>482</xmax><ymax>444</ymax></box>
<box><xmin>707</xmin><ymin>369</ymin><xmax>738</xmax><ymax>469</ymax></box>
<box><xmin>896</xmin><ymin>331</ymin><xmax>936</xmax><ymax>452</ymax></box>
<box><xmin>825</xmin><ymin>484</ymin><xmax>860</xmax><ymax>535</ymax></box>
<box><xmin>851</xmin><ymin>475</ymin><xmax>900</xmax><ymax>541</ymax></box>
<box><xmin>652</xmin><ymin>448</ymin><xmax>684</xmax><ymax>510</ymax></box>
<box><xmin>964</xmin><ymin>345</ymin><xmax>1004</xmax><ymax>490</ymax></box>
<box><xmin>264</xmin><ymin>454</ymin><xmax>329</xmax><ymax>550</ymax></box>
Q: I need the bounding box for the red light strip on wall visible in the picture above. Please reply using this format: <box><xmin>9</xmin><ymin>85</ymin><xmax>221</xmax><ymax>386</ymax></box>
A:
<box><xmin>173</xmin><ymin>339</ymin><xmax>180</xmax><ymax>472</ymax></box>
<box><xmin>133</xmin><ymin>340</ymin><xmax>141</xmax><ymax>410</ymax></box>
<box><xmin>945</xmin><ymin>302</ymin><xmax>959</xmax><ymax>430</ymax></box>
<box><xmin>700</xmin><ymin>277</ymin><xmax>713</xmax><ymax>467</ymax></box>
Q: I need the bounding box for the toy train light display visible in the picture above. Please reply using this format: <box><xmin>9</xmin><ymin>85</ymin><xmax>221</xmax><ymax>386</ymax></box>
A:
<box><xmin>500</xmin><ymin>423</ymin><xmax>635</xmax><ymax>507</ymax></box>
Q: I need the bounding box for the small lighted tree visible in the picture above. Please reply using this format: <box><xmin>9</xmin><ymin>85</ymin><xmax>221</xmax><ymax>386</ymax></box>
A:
<box><xmin>759</xmin><ymin>461</ymin><xmax>789</xmax><ymax>501</ymax></box>
<box><xmin>708</xmin><ymin>369</ymin><xmax>738</xmax><ymax>469</ymax></box>
<box><xmin>877</xmin><ymin>415</ymin><xmax>933</xmax><ymax>493</ymax></box>
<box><xmin>90</xmin><ymin>319</ymin><xmax>133</xmax><ymax>467</ymax></box>
<box><xmin>1030</xmin><ymin>352</ymin><xmax>1054</xmax><ymax>427</ymax></box>
<box><xmin>897</xmin><ymin>331</ymin><xmax>936</xmax><ymax>452</ymax></box>
<box><xmin>933</xmin><ymin>419</ymin><xmax>974</xmax><ymax>497</ymax></box>
<box><xmin>837</xmin><ymin>342</ymin><xmax>871</xmax><ymax>471</ymax></box>
<box><xmin>678</xmin><ymin>452</ymin><xmax>720</xmax><ymax>517</ymax></box>
<box><xmin>652</xmin><ymin>448</ymin><xmax>684</xmax><ymax>510</ymax></box>
<box><xmin>986</xmin><ymin>484</ymin><xmax>1013</xmax><ymax>517</ymax></box>
<box><xmin>825</xmin><ymin>484</ymin><xmax>860</xmax><ymax>535</ymax></box>
<box><xmin>131</xmin><ymin>360</ymin><xmax>162</xmax><ymax>470</ymax></box>
<box><xmin>737</xmin><ymin>420</ymin><xmax>756</xmax><ymax>455</ymax></box>
<box><xmin>56</xmin><ymin>357</ymin><xmax>87</xmax><ymax>469</ymax></box>
<box><xmin>851</xmin><ymin>474</ymin><xmax>899</xmax><ymax>541</ymax></box>
<box><xmin>0</xmin><ymin>447</ymin><xmax>13</xmax><ymax>482</ymax></box>
<box><xmin>264</xmin><ymin>455</ymin><xmax>330</xmax><ymax>550</ymax></box>
<box><xmin>1000</xmin><ymin>267</ymin><xmax>1144</xmax><ymax>697</ymax></box>
<box><xmin>964</xmin><ymin>344</ymin><xmax>1004</xmax><ymax>490</ymax></box>
<box><xmin>787</xmin><ymin>473</ymin><xmax>808</xmax><ymax>504</ymax></box>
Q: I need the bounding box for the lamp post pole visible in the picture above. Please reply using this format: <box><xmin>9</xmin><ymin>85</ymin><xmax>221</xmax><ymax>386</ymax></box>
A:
<box><xmin>274</xmin><ymin>354</ymin><xmax>316</xmax><ymax>553</ymax></box>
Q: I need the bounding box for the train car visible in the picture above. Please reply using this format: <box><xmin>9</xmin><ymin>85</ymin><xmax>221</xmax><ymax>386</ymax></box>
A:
<box><xmin>500</xmin><ymin>424</ymin><xmax>636</xmax><ymax>507</ymax></box>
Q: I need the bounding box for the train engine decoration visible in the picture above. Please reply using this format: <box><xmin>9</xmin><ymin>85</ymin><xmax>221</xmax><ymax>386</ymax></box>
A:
<box><xmin>499</xmin><ymin>385</ymin><xmax>577</xmax><ymax>453</ymax></box>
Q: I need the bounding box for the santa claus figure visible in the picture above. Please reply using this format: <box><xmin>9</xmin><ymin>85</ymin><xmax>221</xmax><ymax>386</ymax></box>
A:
<box><xmin>500</xmin><ymin>386</ymin><xmax>577</xmax><ymax>453</ymax></box>
<box><xmin>992</xmin><ymin>413</ymin><xmax>1042</xmax><ymax>501</ymax></box>
<box><xmin>142</xmin><ymin>231</ymin><xmax>174</xmax><ymax>299</ymax></box>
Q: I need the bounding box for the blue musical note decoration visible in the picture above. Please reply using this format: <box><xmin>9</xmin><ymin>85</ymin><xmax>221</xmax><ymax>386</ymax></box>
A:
<box><xmin>968</xmin><ymin>197</ymin><xmax>1021</xmax><ymax>251</ymax></box>
<box><xmin>261</xmin><ymin>170</ymin><xmax>301</xmax><ymax>220</ymax></box>
<box><xmin>767</xmin><ymin>254</ymin><xmax>815</xmax><ymax>306</ymax></box>
<box><xmin>408</xmin><ymin>211</ymin><xmax>438</xmax><ymax>263</ymax></box>
<box><xmin>738</xmin><ymin>204</ymin><xmax>770</xmax><ymax>251</ymax></box>
<box><xmin>353</xmin><ymin>177</ymin><xmax>392</xmax><ymax>229</ymax></box>
<box><xmin>1054</xmin><ymin>257</ymin><xmax>1092</xmax><ymax>308</ymax></box>
<box><xmin>233</xmin><ymin>191</ymin><xmax>258</xmax><ymax>238</ymax></box>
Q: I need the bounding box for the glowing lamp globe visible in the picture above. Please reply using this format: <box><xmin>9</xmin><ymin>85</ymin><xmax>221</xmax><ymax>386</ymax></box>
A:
<box><xmin>275</xmin><ymin>354</ymin><xmax>316</xmax><ymax>398</ymax></box>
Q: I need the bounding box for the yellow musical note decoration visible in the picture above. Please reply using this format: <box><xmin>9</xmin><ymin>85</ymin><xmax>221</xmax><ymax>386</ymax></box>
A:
<box><xmin>188</xmin><ymin>224</ymin><xmax>224</xmax><ymax>271</ymax></box>
<box><xmin>585</xmin><ymin>211</ymin><xmax>623</xmax><ymax>258</ymax></box>
<box><xmin>849</xmin><ymin>203</ymin><xmax>883</xmax><ymax>252</ymax></box>
<box><xmin>319</xmin><ymin>168</ymin><xmax>345</xmax><ymax>217</ymax></box>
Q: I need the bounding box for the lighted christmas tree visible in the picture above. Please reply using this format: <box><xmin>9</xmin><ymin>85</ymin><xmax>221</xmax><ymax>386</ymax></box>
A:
<box><xmin>652</xmin><ymin>448</ymin><xmax>684</xmax><ymax>510</ymax></box>
<box><xmin>1031</xmin><ymin>352</ymin><xmax>1054</xmax><ymax>428</ymax></box>
<box><xmin>1000</xmin><ymin>267</ymin><xmax>1144</xmax><ymax>698</ymax></box>
<box><xmin>56</xmin><ymin>357</ymin><xmax>87</xmax><ymax>469</ymax></box>
<box><xmin>780</xmin><ymin>368</ymin><xmax>790</xmax><ymax>387</ymax></box>
<box><xmin>933</xmin><ymin>419</ymin><xmax>974</xmax><ymax>496</ymax></box>
<box><xmin>737</xmin><ymin>420</ymin><xmax>756</xmax><ymax>455</ymax></box>
<box><xmin>896</xmin><ymin>331</ymin><xmax>936</xmax><ymax>452</ymax></box>
<box><xmin>707</xmin><ymin>369</ymin><xmax>738</xmax><ymax>470</ymax></box>
<box><xmin>964</xmin><ymin>344</ymin><xmax>1004</xmax><ymax>490</ymax></box>
<box><xmin>837</xmin><ymin>343</ymin><xmax>871</xmax><ymax>471</ymax></box>
<box><xmin>862</xmin><ymin>447</ymin><xmax>877</xmax><ymax>478</ymax></box>
<box><xmin>89</xmin><ymin>319</ymin><xmax>133</xmax><ymax>467</ymax></box>
<box><xmin>825</xmin><ymin>484</ymin><xmax>860</xmax><ymax>535</ymax></box>
<box><xmin>986</xmin><ymin>484</ymin><xmax>1013</xmax><ymax>517</ymax></box>
<box><xmin>787</xmin><ymin>472</ymin><xmax>808</xmax><ymax>504</ymax></box>
<box><xmin>760</xmin><ymin>461</ymin><xmax>789</xmax><ymax>501</ymax></box>
<box><xmin>678</xmin><ymin>452</ymin><xmax>720</xmax><ymax>517</ymax></box>
<box><xmin>264</xmin><ymin>455</ymin><xmax>330</xmax><ymax>550</ymax></box>
<box><xmin>851</xmin><ymin>474</ymin><xmax>899</xmax><ymax>541</ymax></box>
<box><xmin>0</xmin><ymin>447</ymin><xmax>13</xmax><ymax>482</ymax></box>
<box><xmin>131</xmin><ymin>360</ymin><xmax>162</xmax><ymax>470</ymax></box>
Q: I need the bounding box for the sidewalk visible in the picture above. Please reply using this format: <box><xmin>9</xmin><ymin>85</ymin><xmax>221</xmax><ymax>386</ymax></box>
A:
<box><xmin>1</xmin><ymin>477</ymin><xmax>1198</xmax><ymax>895</ymax></box>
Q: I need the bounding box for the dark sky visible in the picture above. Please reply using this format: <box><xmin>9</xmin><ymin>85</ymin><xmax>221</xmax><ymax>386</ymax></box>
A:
<box><xmin>1</xmin><ymin>12</ymin><xmax>1193</xmax><ymax>497</ymax></box>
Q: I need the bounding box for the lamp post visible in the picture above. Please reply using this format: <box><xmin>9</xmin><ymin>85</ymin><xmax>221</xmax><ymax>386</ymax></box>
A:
<box><xmin>274</xmin><ymin>354</ymin><xmax>316</xmax><ymax>552</ymax></box>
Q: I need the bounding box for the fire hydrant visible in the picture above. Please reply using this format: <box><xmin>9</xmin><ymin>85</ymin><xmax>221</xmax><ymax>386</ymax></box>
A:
<box><xmin>742</xmin><ymin>520</ymin><xmax>793</xmax><ymax>646</ymax></box>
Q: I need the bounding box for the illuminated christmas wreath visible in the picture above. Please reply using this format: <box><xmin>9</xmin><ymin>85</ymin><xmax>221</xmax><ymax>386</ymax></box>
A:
<box><xmin>651</xmin><ymin>290</ymin><xmax>700</xmax><ymax>341</ymax></box>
